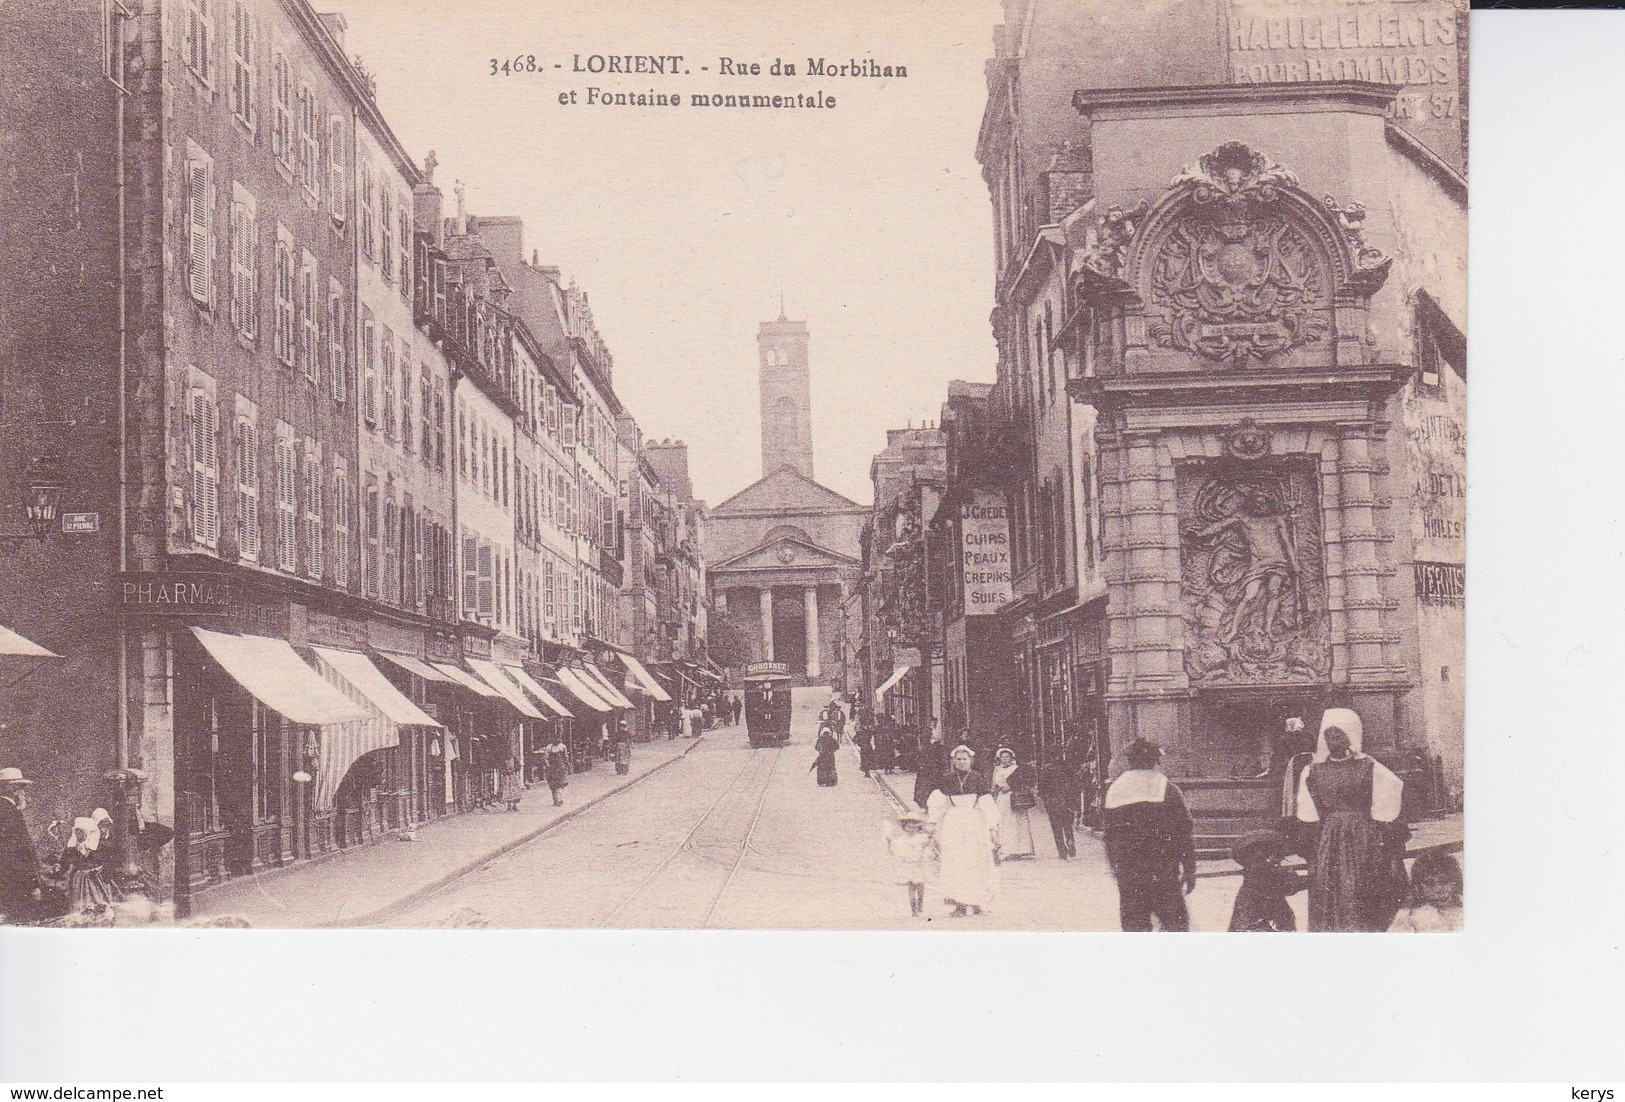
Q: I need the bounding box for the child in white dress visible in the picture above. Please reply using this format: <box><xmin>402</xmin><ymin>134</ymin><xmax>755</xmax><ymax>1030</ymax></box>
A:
<box><xmin>882</xmin><ymin>811</ymin><xmax>936</xmax><ymax>917</ymax></box>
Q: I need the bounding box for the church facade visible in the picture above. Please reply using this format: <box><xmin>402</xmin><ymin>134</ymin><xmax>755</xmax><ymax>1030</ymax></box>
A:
<box><xmin>704</xmin><ymin>316</ymin><xmax>865</xmax><ymax>687</ymax></box>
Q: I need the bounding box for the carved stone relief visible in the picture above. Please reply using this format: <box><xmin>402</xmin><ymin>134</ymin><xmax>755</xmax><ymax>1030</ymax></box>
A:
<box><xmin>1178</xmin><ymin>459</ymin><xmax>1328</xmax><ymax>685</ymax></box>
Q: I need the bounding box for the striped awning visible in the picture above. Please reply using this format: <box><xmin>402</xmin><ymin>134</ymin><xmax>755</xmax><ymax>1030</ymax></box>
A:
<box><xmin>191</xmin><ymin>628</ymin><xmax>368</xmax><ymax>726</ymax></box>
<box><xmin>621</xmin><ymin>654</ymin><xmax>672</xmax><ymax>702</ymax></box>
<box><xmin>311</xmin><ymin>646</ymin><xmax>442</xmax><ymax>727</ymax></box>
<box><xmin>0</xmin><ymin>623</ymin><xmax>59</xmax><ymax>659</ymax></box>
<box><xmin>555</xmin><ymin>666</ymin><xmax>613</xmax><ymax>713</ymax></box>
<box><xmin>466</xmin><ymin>658</ymin><xmax>546</xmax><ymax>720</ymax></box>
<box><xmin>582</xmin><ymin>663</ymin><xmax>634</xmax><ymax>709</ymax></box>
<box><xmin>504</xmin><ymin>665</ymin><xmax>574</xmax><ymax>719</ymax></box>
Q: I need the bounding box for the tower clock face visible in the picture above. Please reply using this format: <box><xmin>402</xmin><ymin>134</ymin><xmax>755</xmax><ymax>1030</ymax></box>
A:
<box><xmin>777</xmin><ymin>544</ymin><xmax>796</xmax><ymax>564</ymax></box>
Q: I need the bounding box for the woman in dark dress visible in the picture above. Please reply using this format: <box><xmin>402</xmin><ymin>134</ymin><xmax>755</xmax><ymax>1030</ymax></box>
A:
<box><xmin>1295</xmin><ymin>708</ymin><xmax>1406</xmax><ymax>931</ymax></box>
<box><xmin>811</xmin><ymin>729</ymin><xmax>839</xmax><ymax>787</ymax></box>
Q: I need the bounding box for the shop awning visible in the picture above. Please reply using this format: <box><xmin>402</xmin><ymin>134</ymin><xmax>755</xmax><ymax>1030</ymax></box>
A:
<box><xmin>875</xmin><ymin>664</ymin><xmax>913</xmax><ymax>704</ymax></box>
<box><xmin>311</xmin><ymin>646</ymin><xmax>442</xmax><ymax>728</ymax></box>
<box><xmin>430</xmin><ymin>661</ymin><xmax>503</xmax><ymax>698</ymax></box>
<box><xmin>466</xmin><ymin>658</ymin><xmax>545</xmax><ymax>720</ymax></box>
<box><xmin>190</xmin><ymin>628</ymin><xmax>369</xmax><ymax>726</ymax></box>
<box><xmin>555</xmin><ymin>666</ymin><xmax>613</xmax><ymax>712</ymax></box>
<box><xmin>374</xmin><ymin>650</ymin><xmax>455</xmax><ymax>683</ymax></box>
<box><xmin>0</xmin><ymin>623</ymin><xmax>60</xmax><ymax>659</ymax></box>
<box><xmin>582</xmin><ymin>662</ymin><xmax>635</xmax><ymax>709</ymax></box>
<box><xmin>620</xmin><ymin>654</ymin><xmax>672</xmax><ymax>702</ymax></box>
<box><xmin>504</xmin><ymin>665</ymin><xmax>574</xmax><ymax>719</ymax></box>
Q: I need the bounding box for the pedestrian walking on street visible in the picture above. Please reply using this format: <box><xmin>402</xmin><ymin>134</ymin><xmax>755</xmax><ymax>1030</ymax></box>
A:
<box><xmin>854</xmin><ymin>719</ymin><xmax>876</xmax><ymax>776</ymax></box>
<box><xmin>1103</xmin><ymin>739</ymin><xmax>1197</xmax><ymax>932</ymax></box>
<box><xmin>52</xmin><ymin>814</ymin><xmax>120</xmax><ymax>912</ymax></box>
<box><xmin>991</xmin><ymin>748</ymin><xmax>1036</xmax><ymax>860</ymax></box>
<box><xmin>1295</xmin><ymin>708</ymin><xmax>1407</xmax><ymax>931</ymax></box>
<box><xmin>926</xmin><ymin>745</ymin><xmax>999</xmax><ymax>917</ymax></box>
<box><xmin>1037</xmin><ymin>753</ymin><xmax>1081</xmax><ymax>859</ymax></box>
<box><xmin>544</xmin><ymin>742</ymin><xmax>570</xmax><ymax>807</ymax></box>
<box><xmin>0</xmin><ymin>767</ymin><xmax>43</xmax><ymax>925</ymax></box>
<box><xmin>811</xmin><ymin>727</ymin><xmax>839</xmax><ymax>787</ymax></box>
<box><xmin>882</xmin><ymin>811</ymin><xmax>935</xmax><ymax>918</ymax></box>
<box><xmin>500</xmin><ymin>756</ymin><xmax>525</xmax><ymax>812</ymax></box>
<box><xmin>912</xmin><ymin>734</ymin><xmax>950</xmax><ymax>811</ymax></box>
<box><xmin>1227</xmin><ymin>830</ymin><xmax>1307</xmax><ymax>932</ymax></box>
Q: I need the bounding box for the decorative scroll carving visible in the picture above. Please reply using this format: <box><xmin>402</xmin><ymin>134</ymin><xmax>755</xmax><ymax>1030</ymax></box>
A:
<box><xmin>1323</xmin><ymin>194</ymin><xmax>1393</xmax><ymax>293</ymax></box>
<box><xmin>1147</xmin><ymin>143</ymin><xmax>1329</xmax><ymax>367</ymax></box>
<box><xmin>1222</xmin><ymin>418</ymin><xmax>1272</xmax><ymax>460</ymax></box>
<box><xmin>1078</xmin><ymin>201</ymin><xmax>1148</xmax><ymax>280</ymax></box>
<box><xmin>1179</xmin><ymin>462</ymin><xmax>1328</xmax><ymax>685</ymax></box>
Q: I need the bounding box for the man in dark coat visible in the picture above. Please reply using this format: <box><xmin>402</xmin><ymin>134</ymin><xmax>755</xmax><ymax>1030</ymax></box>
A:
<box><xmin>913</xmin><ymin>735</ymin><xmax>950</xmax><ymax>810</ymax></box>
<box><xmin>0</xmin><ymin>768</ymin><xmax>43</xmax><ymax>924</ymax></box>
<box><xmin>1037</xmin><ymin>753</ymin><xmax>1082</xmax><ymax>858</ymax></box>
<box><xmin>1102</xmin><ymin>739</ymin><xmax>1197</xmax><ymax>931</ymax></box>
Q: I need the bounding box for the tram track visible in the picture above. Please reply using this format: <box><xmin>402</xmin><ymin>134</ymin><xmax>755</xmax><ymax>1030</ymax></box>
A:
<box><xmin>596</xmin><ymin>745</ymin><xmax>783</xmax><ymax>928</ymax></box>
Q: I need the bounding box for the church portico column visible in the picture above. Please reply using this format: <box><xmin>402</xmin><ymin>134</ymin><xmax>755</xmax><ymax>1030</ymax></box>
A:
<box><xmin>805</xmin><ymin>584</ymin><xmax>821</xmax><ymax>677</ymax></box>
<box><xmin>759</xmin><ymin>586</ymin><xmax>774</xmax><ymax>662</ymax></box>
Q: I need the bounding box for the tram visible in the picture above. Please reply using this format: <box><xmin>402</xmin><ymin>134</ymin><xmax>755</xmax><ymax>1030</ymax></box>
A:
<box><xmin>742</xmin><ymin>661</ymin><xmax>793</xmax><ymax>748</ymax></box>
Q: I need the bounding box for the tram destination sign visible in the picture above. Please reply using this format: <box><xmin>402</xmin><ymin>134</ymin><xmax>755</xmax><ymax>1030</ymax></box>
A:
<box><xmin>119</xmin><ymin>571</ymin><xmax>234</xmax><ymax>616</ymax></box>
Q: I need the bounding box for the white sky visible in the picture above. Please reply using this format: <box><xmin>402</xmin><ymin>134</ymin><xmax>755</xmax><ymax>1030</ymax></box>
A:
<box><xmin>334</xmin><ymin>0</ymin><xmax>1002</xmax><ymax>505</ymax></box>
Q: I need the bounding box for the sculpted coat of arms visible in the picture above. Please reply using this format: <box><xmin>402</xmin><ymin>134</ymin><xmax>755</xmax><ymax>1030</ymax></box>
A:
<box><xmin>1179</xmin><ymin>462</ymin><xmax>1329</xmax><ymax>685</ymax></box>
<box><xmin>1145</xmin><ymin>142</ymin><xmax>1331</xmax><ymax>367</ymax></box>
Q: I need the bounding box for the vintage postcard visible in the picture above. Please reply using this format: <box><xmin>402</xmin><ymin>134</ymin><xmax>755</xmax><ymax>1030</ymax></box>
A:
<box><xmin>0</xmin><ymin>0</ymin><xmax>1464</xmax><ymax>932</ymax></box>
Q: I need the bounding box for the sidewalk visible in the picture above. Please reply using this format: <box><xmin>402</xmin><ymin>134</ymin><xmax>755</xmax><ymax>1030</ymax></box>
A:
<box><xmin>191</xmin><ymin>732</ymin><xmax>711</xmax><ymax>928</ymax></box>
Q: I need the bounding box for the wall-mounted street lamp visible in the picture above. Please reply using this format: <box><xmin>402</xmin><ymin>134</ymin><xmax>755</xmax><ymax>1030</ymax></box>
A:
<box><xmin>0</xmin><ymin>457</ymin><xmax>63</xmax><ymax>552</ymax></box>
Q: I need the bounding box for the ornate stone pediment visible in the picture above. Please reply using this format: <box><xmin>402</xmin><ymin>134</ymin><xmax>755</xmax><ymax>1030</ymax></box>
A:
<box><xmin>1121</xmin><ymin>141</ymin><xmax>1390</xmax><ymax>372</ymax></box>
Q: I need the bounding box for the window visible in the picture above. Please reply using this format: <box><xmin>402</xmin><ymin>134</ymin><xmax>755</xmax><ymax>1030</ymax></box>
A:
<box><xmin>274</xmin><ymin>433</ymin><xmax>297</xmax><ymax>572</ymax></box>
<box><xmin>297</xmin><ymin>84</ymin><xmax>319</xmax><ymax>199</ymax></box>
<box><xmin>303</xmin><ymin>446</ymin><xmax>323</xmax><ymax>580</ymax></box>
<box><xmin>272</xmin><ymin>229</ymin><xmax>294</xmax><ymax>365</ymax></box>
<box><xmin>477</xmin><ymin>543</ymin><xmax>494</xmax><ymax>620</ymax></box>
<box><xmin>358</xmin><ymin>160</ymin><xmax>374</xmax><ymax>259</ymax></box>
<box><xmin>327</xmin><ymin>281</ymin><xmax>346</xmax><ymax>401</ymax></box>
<box><xmin>360</xmin><ymin>307</ymin><xmax>377</xmax><ymax>425</ymax></box>
<box><xmin>419</xmin><ymin>367</ymin><xmax>432</xmax><ymax>467</ymax></box>
<box><xmin>433</xmin><ymin>381</ymin><xmax>447</xmax><ymax>471</ymax></box>
<box><xmin>379</xmin><ymin>189</ymin><xmax>394</xmax><ymax>282</ymax></box>
<box><xmin>380</xmin><ymin>326</ymin><xmax>396</xmax><ymax>439</ymax></box>
<box><xmin>186</xmin><ymin>149</ymin><xmax>214</xmax><ymax>306</ymax></box>
<box><xmin>364</xmin><ymin>476</ymin><xmax>379</xmax><ymax>597</ymax></box>
<box><xmin>229</xmin><ymin>3</ymin><xmax>254</xmax><ymax>128</ymax></box>
<box><xmin>189</xmin><ymin>382</ymin><xmax>220</xmax><ymax>547</ymax></box>
<box><xmin>332</xmin><ymin>461</ymin><xmax>351</xmax><ymax>589</ymax></box>
<box><xmin>229</xmin><ymin>183</ymin><xmax>257</xmax><ymax>340</ymax></box>
<box><xmin>398</xmin><ymin>200</ymin><xmax>412</xmax><ymax>300</ymax></box>
<box><xmin>272</xmin><ymin>53</ymin><xmax>292</xmax><ymax>169</ymax></box>
<box><xmin>383</xmin><ymin>495</ymin><xmax>399</xmax><ymax>603</ymax></box>
<box><xmin>299</xmin><ymin>251</ymin><xmax>319</xmax><ymax>384</ymax></box>
<box><xmin>398</xmin><ymin>344</ymin><xmax>413</xmax><ymax>454</ymax></box>
<box><xmin>233</xmin><ymin>411</ymin><xmax>259</xmax><ymax>561</ymax></box>
<box><xmin>184</xmin><ymin>0</ymin><xmax>214</xmax><ymax>87</ymax></box>
<box><xmin>327</xmin><ymin>115</ymin><xmax>346</xmax><ymax>225</ymax></box>
<box><xmin>403</xmin><ymin>497</ymin><xmax>419</xmax><ymax>610</ymax></box>
<box><xmin>462</xmin><ymin>534</ymin><xmax>478</xmax><ymax>617</ymax></box>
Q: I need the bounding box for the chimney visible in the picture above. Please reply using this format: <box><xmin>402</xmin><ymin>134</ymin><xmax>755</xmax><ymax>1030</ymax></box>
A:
<box><xmin>317</xmin><ymin>12</ymin><xmax>347</xmax><ymax>49</ymax></box>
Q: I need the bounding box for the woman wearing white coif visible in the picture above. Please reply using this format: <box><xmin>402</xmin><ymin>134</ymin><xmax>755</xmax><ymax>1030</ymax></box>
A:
<box><xmin>926</xmin><ymin>745</ymin><xmax>1000</xmax><ymax>916</ymax></box>
<box><xmin>54</xmin><ymin>814</ymin><xmax>117</xmax><ymax>911</ymax></box>
<box><xmin>1295</xmin><ymin>707</ymin><xmax>1407</xmax><ymax>932</ymax></box>
<box><xmin>990</xmin><ymin>747</ymin><xmax>1035</xmax><ymax>860</ymax></box>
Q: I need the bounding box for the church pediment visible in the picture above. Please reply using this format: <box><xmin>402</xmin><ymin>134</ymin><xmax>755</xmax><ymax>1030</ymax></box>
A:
<box><xmin>712</xmin><ymin>534</ymin><xmax>859</xmax><ymax>574</ymax></box>
<box><xmin>710</xmin><ymin>465</ymin><xmax>865</xmax><ymax>516</ymax></box>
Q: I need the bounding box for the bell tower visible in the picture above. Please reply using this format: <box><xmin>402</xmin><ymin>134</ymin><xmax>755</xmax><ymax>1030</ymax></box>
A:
<box><xmin>757</xmin><ymin>310</ymin><xmax>814</xmax><ymax>479</ymax></box>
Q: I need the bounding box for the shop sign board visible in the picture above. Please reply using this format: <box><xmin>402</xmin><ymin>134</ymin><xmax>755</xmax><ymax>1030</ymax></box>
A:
<box><xmin>1224</xmin><ymin>0</ymin><xmax>1467</xmax><ymax>172</ymax></box>
<box><xmin>962</xmin><ymin>492</ymin><xmax>1012</xmax><ymax>616</ymax></box>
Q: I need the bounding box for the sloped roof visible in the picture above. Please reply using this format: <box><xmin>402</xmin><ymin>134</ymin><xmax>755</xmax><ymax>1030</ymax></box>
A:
<box><xmin>710</xmin><ymin>465</ymin><xmax>865</xmax><ymax>515</ymax></box>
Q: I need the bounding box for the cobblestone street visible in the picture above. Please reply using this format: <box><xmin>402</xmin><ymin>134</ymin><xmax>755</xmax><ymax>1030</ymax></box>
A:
<box><xmin>391</xmin><ymin>690</ymin><xmax>1275</xmax><ymax>931</ymax></box>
